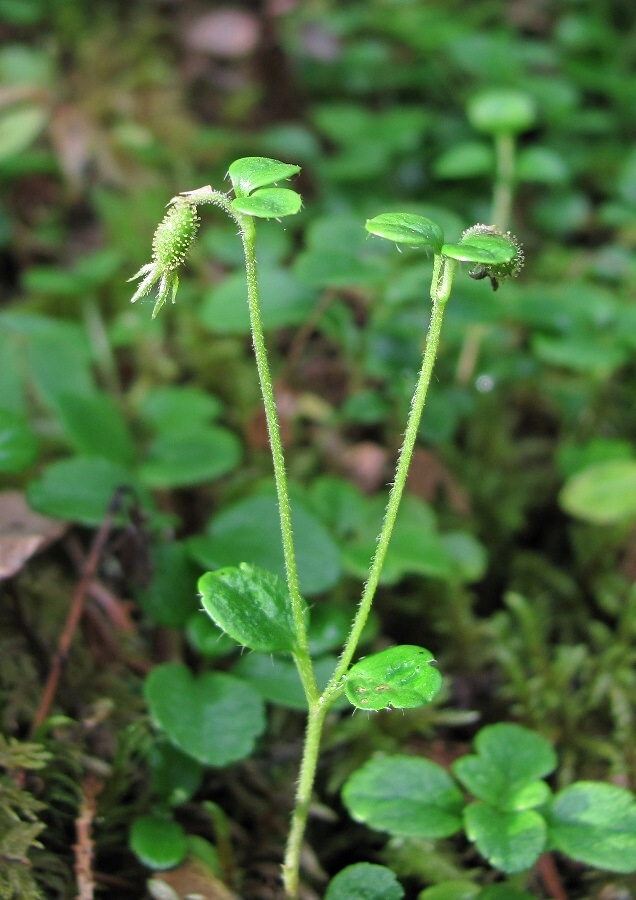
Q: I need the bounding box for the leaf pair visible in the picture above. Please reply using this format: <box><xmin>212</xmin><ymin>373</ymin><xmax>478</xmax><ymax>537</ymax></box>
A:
<box><xmin>228</xmin><ymin>157</ymin><xmax>302</xmax><ymax>219</ymax></box>
<box><xmin>198</xmin><ymin>563</ymin><xmax>442</xmax><ymax>711</ymax></box>
<box><xmin>365</xmin><ymin>213</ymin><xmax>522</xmax><ymax>285</ymax></box>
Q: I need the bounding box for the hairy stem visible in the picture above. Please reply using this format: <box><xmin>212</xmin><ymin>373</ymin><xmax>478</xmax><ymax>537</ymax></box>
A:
<box><xmin>238</xmin><ymin>214</ymin><xmax>318</xmax><ymax>704</ymax></box>
<box><xmin>282</xmin><ymin>703</ymin><xmax>328</xmax><ymax>898</ymax></box>
<box><xmin>324</xmin><ymin>255</ymin><xmax>456</xmax><ymax>700</ymax></box>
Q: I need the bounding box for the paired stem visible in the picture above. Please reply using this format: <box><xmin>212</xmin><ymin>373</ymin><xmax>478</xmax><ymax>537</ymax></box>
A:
<box><xmin>202</xmin><ymin>197</ymin><xmax>456</xmax><ymax>897</ymax></box>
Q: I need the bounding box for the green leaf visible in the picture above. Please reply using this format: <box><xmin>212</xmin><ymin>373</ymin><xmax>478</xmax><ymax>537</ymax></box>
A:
<box><xmin>199</xmin><ymin>563</ymin><xmax>305</xmax><ymax>653</ymax></box>
<box><xmin>452</xmin><ymin>724</ymin><xmax>556</xmax><ymax>810</ymax></box>
<box><xmin>136</xmin><ymin>542</ymin><xmax>200</xmax><ymax>628</ymax></box>
<box><xmin>467</xmin><ymin>90</ymin><xmax>537</xmax><ymax>135</ymax></box>
<box><xmin>55</xmin><ymin>391</ymin><xmax>136</xmax><ymax>467</ymax></box>
<box><xmin>228</xmin><ymin>157</ymin><xmax>300</xmax><ymax>196</ymax></box>
<box><xmin>463</xmin><ymin>804</ymin><xmax>547</xmax><ymax>874</ymax></box>
<box><xmin>232</xmin><ymin>653</ymin><xmax>341</xmax><ymax>711</ymax></box>
<box><xmin>365</xmin><ymin>213</ymin><xmax>444</xmax><ymax>253</ymax></box>
<box><xmin>418</xmin><ymin>882</ymin><xmax>480</xmax><ymax>900</ymax></box>
<box><xmin>344</xmin><ymin>645</ymin><xmax>442</xmax><ymax>711</ymax></box>
<box><xmin>137</xmin><ymin>386</ymin><xmax>222</xmax><ymax>432</ymax></box>
<box><xmin>26</xmin><ymin>457</ymin><xmax>144</xmax><ymax>526</ymax></box>
<box><xmin>147</xmin><ymin>740</ymin><xmax>203</xmax><ymax>807</ymax></box>
<box><xmin>231</xmin><ymin>187</ymin><xmax>302</xmax><ymax>218</ymax></box>
<box><xmin>0</xmin><ymin>409</ymin><xmax>37</xmax><ymax>472</ymax></box>
<box><xmin>138</xmin><ymin>425</ymin><xmax>241</xmax><ymax>489</ymax></box>
<box><xmin>439</xmin><ymin>531</ymin><xmax>488</xmax><ymax>583</ymax></box>
<box><xmin>342</xmin><ymin>754</ymin><xmax>464</xmax><ymax>839</ymax></box>
<box><xmin>0</xmin><ymin>103</ymin><xmax>47</xmax><ymax>161</ymax></box>
<box><xmin>325</xmin><ymin>863</ymin><xmax>404</xmax><ymax>900</ymax></box>
<box><xmin>188</xmin><ymin>491</ymin><xmax>341</xmax><ymax>596</ymax></box>
<box><xmin>144</xmin><ymin>664</ymin><xmax>265</xmax><ymax>767</ymax></box>
<box><xmin>186</xmin><ymin>613</ymin><xmax>238</xmax><ymax>659</ymax></box>
<box><xmin>433</xmin><ymin>142</ymin><xmax>494</xmax><ymax>180</ymax></box>
<box><xmin>26</xmin><ymin>325</ymin><xmax>95</xmax><ymax>410</ymax></box>
<box><xmin>343</xmin><ymin>494</ymin><xmax>453</xmax><ymax>585</ymax></box>
<box><xmin>547</xmin><ymin>782</ymin><xmax>636</xmax><ymax>874</ymax></box>
<box><xmin>200</xmin><ymin>267</ymin><xmax>316</xmax><ymax>336</ymax></box>
<box><xmin>129</xmin><ymin>814</ymin><xmax>187</xmax><ymax>870</ymax></box>
<box><xmin>559</xmin><ymin>460</ymin><xmax>636</xmax><ymax>524</ymax></box>
<box><xmin>442</xmin><ymin>234</ymin><xmax>516</xmax><ymax>265</ymax></box>
<box><xmin>307</xmin><ymin>602</ymin><xmax>352</xmax><ymax>656</ymax></box>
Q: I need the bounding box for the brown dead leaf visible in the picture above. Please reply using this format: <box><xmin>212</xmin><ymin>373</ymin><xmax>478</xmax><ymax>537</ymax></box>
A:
<box><xmin>0</xmin><ymin>491</ymin><xmax>67</xmax><ymax>580</ymax></box>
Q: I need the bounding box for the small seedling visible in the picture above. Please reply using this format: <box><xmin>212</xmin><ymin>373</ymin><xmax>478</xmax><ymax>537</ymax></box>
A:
<box><xmin>129</xmin><ymin>157</ymin><xmax>523</xmax><ymax>897</ymax></box>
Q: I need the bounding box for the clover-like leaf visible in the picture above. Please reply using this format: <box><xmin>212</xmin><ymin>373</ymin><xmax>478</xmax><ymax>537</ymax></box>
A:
<box><xmin>344</xmin><ymin>645</ymin><xmax>442</xmax><ymax>711</ymax></box>
<box><xmin>325</xmin><ymin>863</ymin><xmax>404</xmax><ymax>900</ymax></box>
<box><xmin>342</xmin><ymin>754</ymin><xmax>464</xmax><ymax>839</ymax></box>
<box><xmin>228</xmin><ymin>157</ymin><xmax>300</xmax><ymax>197</ymax></box>
<box><xmin>452</xmin><ymin>723</ymin><xmax>557</xmax><ymax>810</ymax></box>
<box><xmin>199</xmin><ymin>562</ymin><xmax>306</xmax><ymax>653</ymax></box>
<box><xmin>231</xmin><ymin>187</ymin><xmax>302</xmax><ymax>219</ymax></box>
<box><xmin>365</xmin><ymin>213</ymin><xmax>444</xmax><ymax>253</ymax></box>
<box><xmin>144</xmin><ymin>663</ymin><xmax>265</xmax><ymax>766</ymax></box>
<box><xmin>546</xmin><ymin>782</ymin><xmax>636</xmax><ymax>874</ymax></box>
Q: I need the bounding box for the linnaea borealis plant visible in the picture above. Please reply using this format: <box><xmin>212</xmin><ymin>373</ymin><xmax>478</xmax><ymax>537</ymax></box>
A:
<box><xmin>128</xmin><ymin>157</ymin><xmax>523</xmax><ymax>898</ymax></box>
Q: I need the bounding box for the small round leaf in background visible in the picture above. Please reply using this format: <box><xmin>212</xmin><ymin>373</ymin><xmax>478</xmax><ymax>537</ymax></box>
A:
<box><xmin>129</xmin><ymin>814</ymin><xmax>187</xmax><ymax>870</ymax></box>
<box><xmin>467</xmin><ymin>90</ymin><xmax>537</xmax><ymax>135</ymax></box>
<box><xmin>324</xmin><ymin>862</ymin><xmax>404</xmax><ymax>900</ymax></box>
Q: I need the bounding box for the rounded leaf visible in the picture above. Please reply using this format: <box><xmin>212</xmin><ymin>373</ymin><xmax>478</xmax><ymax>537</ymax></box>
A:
<box><xmin>345</xmin><ymin>645</ymin><xmax>442</xmax><ymax>711</ymax></box>
<box><xmin>342</xmin><ymin>754</ymin><xmax>464</xmax><ymax>839</ymax></box>
<box><xmin>559</xmin><ymin>460</ymin><xmax>636</xmax><ymax>524</ymax></box>
<box><xmin>144</xmin><ymin>664</ymin><xmax>265</xmax><ymax>767</ymax></box>
<box><xmin>464</xmin><ymin>804</ymin><xmax>547</xmax><ymax>874</ymax></box>
<box><xmin>188</xmin><ymin>491</ymin><xmax>341</xmax><ymax>596</ymax></box>
<box><xmin>231</xmin><ymin>187</ymin><xmax>302</xmax><ymax>219</ymax></box>
<box><xmin>365</xmin><ymin>213</ymin><xmax>444</xmax><ymax>253</ymax></box>
<box><xmin>467</xmin><ymin>90</ymin><xmax>537</xmax><ymax>135</ymax></box>
<box><xmin>228</xmin><ymin>157</ymin><xmax>301</xmax><ymax>196</ymax></box>
<box><xmin>547</xmin><ymin>781</ymin><xmax>636</xmax><ymax>874</ymax></box>
<box><xmin>139</xmin><ymin>425</ymin><xmax>241</xmax><ymax>489</ymax></box>
<box><xmin>198</xmin><ymin>563</ymin><xmax>305</xmax><ymax>653</ymax></box>
<box><xmin>325</xmin><ymin>863</ymin><xmax>404</xmax><ymax>900</ymax></box>
<box><xmin>129</xmin><ymin>814</ymin><xmax>187</xmax><ymax>870</ymax></box>
<box><xmin>452</xmin><ymin>723</ymin><xmax>556</xmax><ymax>810</ymax></box>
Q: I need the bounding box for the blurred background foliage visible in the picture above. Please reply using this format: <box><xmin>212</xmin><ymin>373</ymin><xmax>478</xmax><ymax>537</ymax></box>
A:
<box><xmin>2</xmin><ymin>0</ymin><xmax>636</xmax><ymax>896</ymax></box>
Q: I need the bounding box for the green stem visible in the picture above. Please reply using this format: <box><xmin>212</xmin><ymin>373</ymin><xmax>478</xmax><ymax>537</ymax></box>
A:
<box><xmin>492</xmin><ymin>131</ymin><xmax>515</xmax><ymax>229</ymax></box>
<box><xmin>237</xmin><ymin>214</ymin><xmax>318</xmax><ymax>704</ymax></box>
<box><xmin>324</xmin><ymin>255</ymin><xmax>456</xmax><ymax>700</ymax></box>
<box><xmin>281</xmin><ymin>256</ymin><xmax>456</xmax><ymax>896</ymax></box>
<box><xmin>282</xmin><ymin>703</ymin><xmax>328</xmax><ymax>898</ymax></box>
